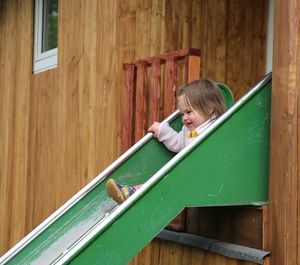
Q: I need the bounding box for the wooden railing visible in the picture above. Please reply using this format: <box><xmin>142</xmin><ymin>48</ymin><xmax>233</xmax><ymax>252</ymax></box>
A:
<box><xmin>122</xmin><ymin>48</ymin><xmax>201</xmax><ymax>153</ymax></box>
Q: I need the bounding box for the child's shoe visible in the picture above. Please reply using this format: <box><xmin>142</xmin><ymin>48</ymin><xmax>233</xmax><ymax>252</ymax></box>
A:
<box><xmin>120</xmin><ymin>185</ymin><xmax>137</xmax><ymax>201</ymax></box>
<box><xmin>106</xmin><ymin>179</ymin><xmax>136</xmax><ymax>205</ymax></box>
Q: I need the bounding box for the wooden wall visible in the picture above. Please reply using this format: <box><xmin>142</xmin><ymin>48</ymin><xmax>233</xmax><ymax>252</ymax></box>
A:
<box><xmin>0</xmin><ymin>0</ymin><xmax>268</xmax><ymax>263</ymax></box>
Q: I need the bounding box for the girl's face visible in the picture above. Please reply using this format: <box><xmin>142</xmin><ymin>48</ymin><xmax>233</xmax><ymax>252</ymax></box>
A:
<box><xmin>178</xmin><ymin>96</ymin><xmax>210</xmax><ymax>131</ymax></box>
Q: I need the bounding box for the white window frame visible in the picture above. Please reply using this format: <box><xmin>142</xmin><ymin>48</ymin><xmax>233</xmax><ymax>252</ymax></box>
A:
<box><xmin>33</xmin><ymin>0</ymin><xmax>58</xmax><ymax>73</ymax></box>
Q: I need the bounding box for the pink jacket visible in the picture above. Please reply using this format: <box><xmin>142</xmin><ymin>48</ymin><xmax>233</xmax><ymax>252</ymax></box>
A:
<box><xmin>156</xmin><ymin>118</ymin><xmax>215</xmax><ymax>152</ymax></box>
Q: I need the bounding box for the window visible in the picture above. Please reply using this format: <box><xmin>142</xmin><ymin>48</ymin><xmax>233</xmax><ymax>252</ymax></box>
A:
<box><xmin>33</xmin><ymin>0</ymin><xmax>58</xmax><ymax>73</ymax></box>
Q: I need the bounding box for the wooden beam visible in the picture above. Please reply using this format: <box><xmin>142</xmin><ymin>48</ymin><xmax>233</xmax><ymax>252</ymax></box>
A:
<box><xmin>124</xmin><ymin>48</ymin><xmax>201</xmax><ymax>66</ymax></box>
<box><xmin>268</xmin><ymin>0</ymin><xmax>300</xmax><ymax>264</ymax></box>
<box><xmin>185</xmin><ymin>54</ymin><xmax>201</xmax><ymax>83</ymax></box>
<box><xmin>149</xmin><ymin>58</ymin><xmax>161</xmax><ymax>124</ymax></box>
<box><xmin>163</xmin><ymin>55</ymin><xmax>177</xmax><ymax>118</ymax></box>
<box><xmin>135</xmin><ymin>62</ymin><xmax>147</xmax><ymax>142</ymax></box>
<box><xmin>122</xmin><ymin>64</ymin><xmax>135</xmax><ymax>152</ymax></box>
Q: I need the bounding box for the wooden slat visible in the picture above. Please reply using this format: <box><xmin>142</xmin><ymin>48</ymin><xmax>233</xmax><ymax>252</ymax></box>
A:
<box><xmin>135</xmin><ymin>62</ymin><xmax>147</xmax><ymax>142</ymax></box>
<box><xmin>125</xmin><ymin>48</ymin><xmax>201</xmax><ymax>66</ymax></box>
<box><xmin>163</xmin><ymin>55</ymin><xmax>177</xmax><ymax>118</ymax></box>
<box><xmin>122</xmin><ymin>64</ymin><xmax>135</xmax><ymax>152</ymax></box>
<box><xmin>149</xmin><ymin>58</ymin><xmax>161</xmax><ymax>124</ymax></box>
<box><xmin>262</xmin><ymin>205</ymin><xmax>268</xmax><ymax>251</ymax></box>
<box><xmin>0</xmin><ymin>0</ymin><xmax>32</xmax><ymax>251</ymax></box>
<box><xmin>213</xmin><ymin>0</ymin><xmax>227</xmax><ymax>82</ymax></box>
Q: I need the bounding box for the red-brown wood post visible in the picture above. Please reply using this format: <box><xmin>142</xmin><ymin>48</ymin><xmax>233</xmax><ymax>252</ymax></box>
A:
<box><xmin>134</xmin><ymin>62</ymin><xmax>147</xmax><ymax>142</ymax></box>
<box><xmin>122</xmin><ymin>63</ymin><xmax>135</xmax><ymax>152</ymax></box>
<box><xmin>149</xmin><ymin>58</ymin><xmax>161</xmax><ymax>124</ymax></box>
<box><xmin>184</xmin><ymin>54</ymin><xmax>201</xmax><ymax>84</ymax></box>
<box><xmin>163</xmin><ymin>55</ymin><xmax>177</xmax><ymax>118</ymax></box>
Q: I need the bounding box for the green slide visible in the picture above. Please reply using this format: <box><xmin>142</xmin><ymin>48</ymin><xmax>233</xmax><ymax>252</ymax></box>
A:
<box><xmin>0</xmin><ymin>73</ymin><xmax>271</xmax><ymax>265</ymax></box>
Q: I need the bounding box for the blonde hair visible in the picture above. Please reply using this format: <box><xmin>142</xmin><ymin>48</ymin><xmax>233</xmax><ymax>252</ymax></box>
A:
<box><xmin>178</xmin><ymin>79</ymin><xmax>226</xmax><ymax>118</ymax></box>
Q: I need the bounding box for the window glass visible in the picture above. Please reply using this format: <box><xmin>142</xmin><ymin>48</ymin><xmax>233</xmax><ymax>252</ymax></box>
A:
<box><xmin>42</xmin><ymin>0</ymin><xmax>58</xmax><ymax>52</ymax></box>
<box><xmin>33</xmin><ymin>0</ymin><xmax>58</xmax><ymax>73</ymax></box>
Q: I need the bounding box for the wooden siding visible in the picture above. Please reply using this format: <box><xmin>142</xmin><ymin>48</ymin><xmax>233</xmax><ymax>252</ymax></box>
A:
<box><xmin>0</xmin><ymin>0</ymin><xmax>268</xmax><ymax>263</ymax></box>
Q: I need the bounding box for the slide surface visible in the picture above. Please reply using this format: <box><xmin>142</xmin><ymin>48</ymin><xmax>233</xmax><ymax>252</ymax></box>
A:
<box><xmin>0</xmin><ymin>74</ymin><xmax>271</xmax><ymax>265</ymax></box>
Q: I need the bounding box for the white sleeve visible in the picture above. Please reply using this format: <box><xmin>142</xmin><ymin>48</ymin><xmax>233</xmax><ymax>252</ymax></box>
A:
<box><xmin>156</xmin><ymin>122</ymin><xmax>186</xmax><ymax>153</ymax></box>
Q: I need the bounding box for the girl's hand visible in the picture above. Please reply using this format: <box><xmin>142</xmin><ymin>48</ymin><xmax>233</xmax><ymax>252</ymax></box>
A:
<box><xmin>148</xmin><ymin>122</ymin><xmax>160</xmax><ymax>137</ymax></box>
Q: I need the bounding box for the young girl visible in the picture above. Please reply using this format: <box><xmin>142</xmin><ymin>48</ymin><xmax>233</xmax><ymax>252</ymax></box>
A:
<box><xmin>106</xmin><ymin>79</ymin><xmax>226</xmax><ymax>204</ymax></box>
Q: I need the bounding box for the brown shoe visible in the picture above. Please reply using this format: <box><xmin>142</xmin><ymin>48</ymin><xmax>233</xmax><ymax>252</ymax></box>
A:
<box><xmin>121</xmin><ymin>185</ymin><xmax>137</xmax><ymax>200</ymax></box>
<box><xmin>106</xmin><ymin>179</ymin><xmax>125</xmax><ymax>205</ymax></box>
<box><xmin>121</xmin><ymin>186</ymin><xmax>131</xmax><ymax>200</ymax></box>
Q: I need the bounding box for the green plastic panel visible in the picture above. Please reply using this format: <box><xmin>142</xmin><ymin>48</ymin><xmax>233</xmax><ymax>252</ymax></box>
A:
<box><xmin>0</xmin><ymin>76</ymin><xmax>271</xmax><ymax>265</ymax></box>
<box><xmin>217</xmin><ymin>81</ymin><xmax>234</xmax><ymax>109</ymax></box>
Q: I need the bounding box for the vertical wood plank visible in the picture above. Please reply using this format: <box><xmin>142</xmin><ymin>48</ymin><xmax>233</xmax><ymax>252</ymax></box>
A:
<box><xmin>185</xmin><ymin>54</ymin><xmax>201</xmax><ymax>83</ymax></box>
<box><xmin>135</xmin><ymin>62</ymin><xmax>148</xmax><ymax>142</ymax></box>
<box><xmin>214</xmin><ymin>0</ymin><xmax>228</xmax><ymax>82</ymax></box>
<box><xmin>180</xmin><ymin>1</ymin><xmax>192</xmax><ymax>49</ymax></box>
<box><xmin>0</xmin><ymin>0</ymin><xmax>32</xmax><ymax>250</ymax></box>
<box><xmin>200</xmin><ymin>0</ymin><xmax>218</xmax><ymax>79</ymax></box>
<box><xmin>149</xmin><ymin>58</ymin><xmax>161</xmax><ymax>124</ymax></box>
<box><xmin>226</xmin><ymin>0</ymin><xmax>245</xmax><ymax>99</ymax></box>
<box><xmin>94</xmin><ymin>0</ymin><xmax>120</xmax><ymax>172</ymax></box>
<box><xmin>80</xmin><ymin>0</ymin><xmax>98</xmax><ymax>185</ymax></box>
<box><xmin>11</xmin><ymin>0</ymin><xmax>31</xmax><ymax>244</ymax></box>
<box><xmin>0</xmin><ymin>1</ymin><xmax>16</xmax><ymax>251</ymax></box>
<box><xmin>150</xmin><ymin>0</ymin><xmax>164</xmax><ymax>56</ymax></box>
<box><xmin>262</xmin><ymin>205</ymin><xmax>268</xmax><ymax>251</ymax></box>
<box><xmin>118</xmin><ymin>0</ymin><xmax>137</xmax><ymax>154</ymax></box>
<box><xmin>118</xmin><ymin>0</ymin><xmax>137</xmax><ymax>67</ymax></box>
<box><xmin>135</xmin><ymin>0</ymin><xmax>151</xmax><ymax>59</ymax></box>
<box><xmin>191</xmin><ymin>0</ymin><xmax>201</xmax><ymax>48</ymax></box>
<box><xmin>122</xmin><ymin>64</ymin><xmax>135</xmax><ymax>152</ymax></box>
<box><xmin>268</xmin><ymin>1</ymin><xmax>300</xmax><ymax>265</ymax></box>
<box><xmin>163</xmin><ymin>55</ymin><xmax>177</xmax><ymax>118</ymax></box>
